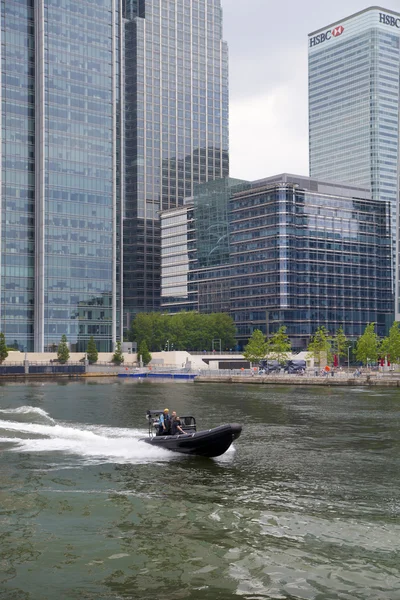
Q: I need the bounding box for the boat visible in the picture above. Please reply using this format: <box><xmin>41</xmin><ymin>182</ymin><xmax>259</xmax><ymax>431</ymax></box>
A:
<box><xmin>140</xmin><ymin>410</ymin><xmax>242</xmax><ymax>458</ymax></box>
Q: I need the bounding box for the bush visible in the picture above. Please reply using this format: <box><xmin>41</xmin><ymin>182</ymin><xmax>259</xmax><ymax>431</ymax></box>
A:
<box><xmin>86</xmin><ymin>336</ymin><xmax>98</xmax><ymax>364</ymax></box>
<box><xmin>0</xmin><ymin>333</ymin><xmax>8</xmax><ymax>364</ymax></box>
<box><xmin>138</xmin><ymin>340</ymin><xmax>152</xmax><ymax>366</ymax></box>
<box><xmin>57</xmin><ymin>335</ymin><xmax>70</xmax><ymax>364</ymax></box>
<box><xmin>111</xmin><ymin>341</ymin><xmax>124</xmax><ymax>365</ymax></box>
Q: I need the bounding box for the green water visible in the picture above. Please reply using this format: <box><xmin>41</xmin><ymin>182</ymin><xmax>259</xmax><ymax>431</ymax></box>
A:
<box><xmin>0</xmin><ymin>380</ymin><xmax>399</xmax><ymax>599</ymax></box>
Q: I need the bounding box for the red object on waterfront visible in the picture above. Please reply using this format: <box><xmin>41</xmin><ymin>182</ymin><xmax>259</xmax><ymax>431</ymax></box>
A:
<box><xmin>380</xmin><ymin>358</ymin><xmax>384</xmax><ymax>367</ymax></box>
<box><xmin>333</xmin><ymin>354</ymin><xmax>338</xmax><ymax>367</ymax></box>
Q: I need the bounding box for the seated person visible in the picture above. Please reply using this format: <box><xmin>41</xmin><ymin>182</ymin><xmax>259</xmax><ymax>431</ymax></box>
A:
<box><xmin>170</xmin><ymin>411</ymin><xmax>185</xmax><ymax>435</ymax></box>
<box><xmin>158</xmin><ymin>408</ymin><xmax>171</xmax><ymax>435</ymax></box>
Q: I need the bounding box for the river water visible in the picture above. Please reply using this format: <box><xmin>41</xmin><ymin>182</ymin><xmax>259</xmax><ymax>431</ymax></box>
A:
<box><xmin>0</xmin><ymin>379</ymin><xmax>399</xmax><ymax>600</ymax></box>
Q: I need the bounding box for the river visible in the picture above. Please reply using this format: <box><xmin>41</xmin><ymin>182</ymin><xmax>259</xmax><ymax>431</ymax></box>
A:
<box><xmin>0</xmin><ymin>379</ymin><xmax>399</xmax><ymax>599</ymax></box>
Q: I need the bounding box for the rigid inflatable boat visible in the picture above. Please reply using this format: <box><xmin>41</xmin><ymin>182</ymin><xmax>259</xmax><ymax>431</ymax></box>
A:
<box><xmin>141</xmin><ymin>410</ymin><xmax>242</xmax><ymax>458</ymax></box>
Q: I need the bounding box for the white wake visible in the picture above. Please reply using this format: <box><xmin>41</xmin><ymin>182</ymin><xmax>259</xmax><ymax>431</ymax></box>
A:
<box><xmin>0</xmin><ymin>406</ymin><xmax>173</xmax><ymax>465</ymax></box>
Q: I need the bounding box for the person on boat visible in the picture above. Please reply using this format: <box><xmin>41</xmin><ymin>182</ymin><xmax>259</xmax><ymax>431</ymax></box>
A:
<box><xmin>158</xmin><ymin>408</ymin><xmax>171</xmax><ymax>435</ymax></box>
<box><xmin>170</xmin><ymin>411</ymin><xmax>185</xmax><ymax>435</ymax></box>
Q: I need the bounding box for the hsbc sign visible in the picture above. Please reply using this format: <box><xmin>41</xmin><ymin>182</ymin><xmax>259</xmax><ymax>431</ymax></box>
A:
<box><xmin>309</xmin><ymin>25</ymin><xmax>344</xmax><ymax>47</ymax></box>
<box><xmin>379</xmin><ymin>13</ymin><xmax>400</xmax><ymax>28</ymax></box>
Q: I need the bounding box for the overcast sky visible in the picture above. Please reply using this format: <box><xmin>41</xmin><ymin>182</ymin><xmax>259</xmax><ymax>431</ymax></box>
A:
<box><xmin>223</xmin><ymin>0</ymin><xmax>400</xmax><ymax>181</ymax></box>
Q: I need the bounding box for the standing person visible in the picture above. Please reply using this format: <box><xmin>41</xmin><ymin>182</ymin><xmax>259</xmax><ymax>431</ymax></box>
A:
<box><xmin>158</xmin><ymin>408</ymin><xmax>171</xmax><ymax>435</ymax></box>
<box><xmin>170</xmin><ymin>411</ymin><xmax>185</xmax><ymax>435</ymax></box>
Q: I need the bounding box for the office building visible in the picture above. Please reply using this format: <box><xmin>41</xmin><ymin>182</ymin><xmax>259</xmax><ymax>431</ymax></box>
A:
<box><xmin>1</xmin><ymin>0</ymin><xmax>123</xmax><ymax>352</ymax></box>
<box><xmin>1</xmin><ymin>0</ymin><xmax>229</xmax><ymax>351</ymax></box>
<box><xmin>123</xmin><ymin>0</ymin><xmax>229</xmax><ymax>324</ymax></box>
<box><xmin>161</xmin><ymin>175</ymin><xmax>392</xmax><ymax>349</ymax></box>
<box><xmin>161</xmin><ymin>178</ymin><xmax>245</xmax><ymax>311</ymax></box>
<box><xmin>308</xmin><ymin>6</ymin><xmax>400</xmax><ymax>313</ymax></box>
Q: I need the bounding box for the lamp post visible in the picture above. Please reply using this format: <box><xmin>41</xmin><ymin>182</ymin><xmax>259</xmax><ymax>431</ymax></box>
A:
<box><xmin>212</xmin><ymin>338</ymin><xmax>221</xmax><ymax>353</ymax></box>
<box><xmin>347</xmin><ymin>345</ymin><xmax>351</xmax><ymax>372</ymax></box>
<box><xmin>165</xmin><ymin>340</ymin><xmax>170</xmax><ymax>352</ymax></box>
<box><xmin>265</xmin><ymin>310</ymin><xmax>270</xmax><ymax>364</ymax></box>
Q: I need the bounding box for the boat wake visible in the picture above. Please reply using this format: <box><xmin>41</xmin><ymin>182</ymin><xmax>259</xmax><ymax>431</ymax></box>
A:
<box><xmin>0</xmin><ymin>406</ymin><xmax>175</xmax><ymax>465</ymax></box>
<box><xmin>0</xmin><ymin>405</ymin><xmax>56</xmax><ymax>424</ymax></box>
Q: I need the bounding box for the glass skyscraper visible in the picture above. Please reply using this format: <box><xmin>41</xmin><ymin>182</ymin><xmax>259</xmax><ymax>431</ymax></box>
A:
<box><xmin>308</xmin><ymin>6</ymin><xmax>400</xmax><ymax>314</ymax></box>
<box><xmin>1</xmin><ymin>1</ymin><xmax>123</xmax><ymax>352</ymax></box>
<box><xmin>123</xmin><ymin>0</ymin><xmax>229</xmax><ymax>323</ymax></box>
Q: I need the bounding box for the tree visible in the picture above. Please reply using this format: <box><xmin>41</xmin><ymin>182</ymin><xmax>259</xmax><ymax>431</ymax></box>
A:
<box><xmin>86</xmin><ymin>336</ymin><xmax>98</xmax><ymax>364</ymax></box>
<box><xmin>243</xmin><ymin>329</ymin><xmax>268</xmax><ymax>364</ymax></box>
<box><xmin>380</xmin><ymin>321</ymin><xmax>400</xmax><ymax>364</ymax></box>
<box><xmin>111</xmin><ymin>341</ymin><xmax>124</xmax><ymax>365</ymax></box>
<box><xmin>138</xmin><ymin>340</ymin><xmax>152</xmax><ymax>366</ymax></box>
<box><xmin>307</xmin><ymin>326</ymin><xmax>331</xmax><ymax>366</ymax></box>
<box><xmin>267</xmin><ymin>326</ymin><xmax>291</xmax><ymax>364</ymax></box>
<box><xmin>332</xmin><ymin>326</ymin><xmax>349</xmax><ymax>366</ymax></box>
<box><xmin>57</xmin><ymin>334</ymin><xmax>70</xmax><ymax>364</ymax></box>
<box><xmin>208</xmin><ymin>313</ymin><xmax>236</xmax><ymax>351</ymax></box>
<box><xmin>355</xmin><ymin>323</ymin><xmax>380</xmax><ymax>365</ymax></box>
<box><xmin>128</xmin><ymin>311</ymin><xmax>236</xmax><ymax>352</ymax></box>
<box><xmin>0</xmin><ymin>333</ymin><xmax>8</xmax><ymax>364</ymax></box>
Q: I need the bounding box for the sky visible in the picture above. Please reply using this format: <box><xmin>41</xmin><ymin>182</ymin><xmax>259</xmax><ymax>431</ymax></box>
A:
<box><xmin>223</xmin><ymin>0</ymin><xmax>400</xmax><ymax>181</ymax></box>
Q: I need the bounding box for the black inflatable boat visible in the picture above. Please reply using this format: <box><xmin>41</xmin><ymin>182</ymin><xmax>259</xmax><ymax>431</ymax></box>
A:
<box><xmin>140</xmin><ymin>410</ymin><xmax>242</xmax><ymax>458</ymax></box>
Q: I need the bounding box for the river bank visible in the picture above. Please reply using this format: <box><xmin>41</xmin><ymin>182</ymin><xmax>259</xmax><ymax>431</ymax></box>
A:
<box><xmin>195</xmin><ymin>373</ymin><xmax>400</xmax><ymax>387</ymax></box>
<box><xmin>1</xmin><ymin>370</ymin><xmax>400</xmax><ymax>388</ymax></box>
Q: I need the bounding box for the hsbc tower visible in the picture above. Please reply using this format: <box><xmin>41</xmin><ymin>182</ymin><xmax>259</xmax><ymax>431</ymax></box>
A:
<box><xmin>308</xmin><ymin>6</ymin><xmax>400</xmax><ymax>321</ymax></box>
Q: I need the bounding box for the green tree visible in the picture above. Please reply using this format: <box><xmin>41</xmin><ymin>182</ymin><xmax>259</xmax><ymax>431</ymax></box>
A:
<box><xmin>0</xmin><ymin>333</ymin><xmax>8</xmax><ymax>363</ymax></box>
<box><xmin>86</xmin><ymin>336</ymin><xmax>98</xmax><ymax>364</ymax></box>
<box><xmin>355</xmin><ymin>323</ymin><xmax>379</xmax><ymax>365</ymax></box>
<box><xmin>138</xmin><ymin>340</ymin><xmax>152</xmax><ymax>366</ymax></box>
<box><xmin>267</xmin><ymin>326</ymin><xmax>291</xmax><ymax>364</ymax></box>
<box><xmin>379</xmin><ymin>321</ymin><xmax>400</xmax><ymax>364</ymax></box>
<box><xmin>307</xmin><ymin>326</ymin><xmax>331</xmax><ymax>366</ymax></box>
<box><xmin>332</xmin><ymin>326</ymin><xmax>349</xmax><ymax>366</ymax></box>
<box><xmin>57</xmin><ymin>334</ymin><xmax>70</xmax><ymax>364</ymax></box>
<box><xmin>111</xmin><ymin>341</ymin><xmax>124</xmax><ymax>365</ymax></box>
<box><xmin>208</xmin><ymin>313</ymin><xmax>236</xmax><ymax>351</ymax></box>
<box><xmin>243</xmin><ymin>329</ymin><xmax>268</xmax><ymax>364</ymax></box>
<box><xmin>129</xmin><ymin>311</ymin><xmax>236</xmax><ymax>352</ymax></box>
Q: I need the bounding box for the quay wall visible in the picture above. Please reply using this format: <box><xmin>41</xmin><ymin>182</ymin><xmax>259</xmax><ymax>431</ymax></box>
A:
<box><xmin>195</xmin><ymin>375</ymin><xmax>400</xmax><ymax>387</ymax></box>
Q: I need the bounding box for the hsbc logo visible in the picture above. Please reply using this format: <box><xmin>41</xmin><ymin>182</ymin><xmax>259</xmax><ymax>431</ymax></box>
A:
<box><xmin>332</xmin><ymin>26</ymin><xmax>344</xmax><ymax>37</ymax></box>
<box><xmin>309</xmin><ymin>24</ymin><xmax>345</xmax><ymax>47</ymax></box>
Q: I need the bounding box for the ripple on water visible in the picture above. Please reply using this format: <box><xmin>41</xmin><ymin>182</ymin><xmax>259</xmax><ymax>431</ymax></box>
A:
<box><xmin>0</xmin><ymin>382</ymin><xmax>400</xmax><ymax>600</ymax></box>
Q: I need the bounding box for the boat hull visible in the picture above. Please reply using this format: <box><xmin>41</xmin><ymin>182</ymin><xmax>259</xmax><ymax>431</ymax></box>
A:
<box><xmin>140</xmin><ymin>423</ymin><xmax>242</xmax><ymax>458</ymax></box>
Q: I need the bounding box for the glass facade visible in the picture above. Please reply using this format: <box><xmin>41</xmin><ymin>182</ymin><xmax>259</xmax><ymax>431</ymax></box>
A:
<box><xmin>1</xmin><ymin>0</ymin><xmax>123</xmax><ymax>352</ymax></box>
<box><xmin>308</xmin><ymin>7</ymin><xmax>400</xmax><ymax>310</ymax></box>
<box><xmin>161</xmin><ymin>178</ymin><xmax>245</xmax><ymax>310</ymax></box>
<box><xmin>229</xmin><ymin>176</ymin><xmax>392</xmax><ymax>348</ymax></box>
<box><xmin>123</xmin><ymin>0</ymin><xmax>229</xmax><ymax>322</ymax></box>
<box><xmin>161</xmin><ymin>175</ymin><xmax>392</xmax><ymax>350</ymax></box>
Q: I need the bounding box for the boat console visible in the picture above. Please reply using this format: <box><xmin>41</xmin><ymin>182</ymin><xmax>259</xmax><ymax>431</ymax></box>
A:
<box><xmin>145</xmin><ymin>410</ymin><xmax>196</xmax><ymax>437</ymax></box>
